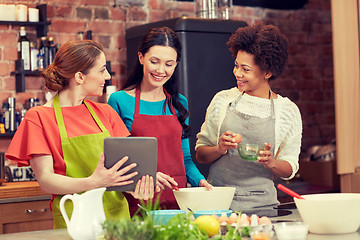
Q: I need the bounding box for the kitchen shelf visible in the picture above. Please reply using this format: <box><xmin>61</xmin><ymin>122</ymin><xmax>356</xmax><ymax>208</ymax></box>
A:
<box><xmin>12</xmin><ymin>59</ymin><xmax>44</xmax><ymax>92</ymax></box>
<box><xmin>0</xmin><ymin>4</ymin><xmax>50</xmax><ymax>38</ymax></box>
<box><xmin>1</xmin><ymin>4</ymin><xmax>50</xmax><ymax>92</ymax></box>
<box><xmin>0</xmin><ymin>132</ymin><xmax>15</xmax><ymax>138</ymax></box>
<box><xmin>12</xmin><ymin>70</ymin><xmax>42</xmax><ymax>76</ymax></box>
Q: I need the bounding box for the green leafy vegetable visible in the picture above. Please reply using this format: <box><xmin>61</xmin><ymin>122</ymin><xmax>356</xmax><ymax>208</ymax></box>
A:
<box><xmin>101</xmin><ymin>199</ymin><xmax>251</xmax><ymax>240</ymax></box>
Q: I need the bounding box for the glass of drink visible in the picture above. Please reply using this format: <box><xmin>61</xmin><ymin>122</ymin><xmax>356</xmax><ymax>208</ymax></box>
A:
<box><xmin>238</xmin><ymin>143</ymin><xmax>266</xmax><ymax>161</ymax></box>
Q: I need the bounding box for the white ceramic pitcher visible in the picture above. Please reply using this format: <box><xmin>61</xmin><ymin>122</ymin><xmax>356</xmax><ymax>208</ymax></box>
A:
<box><xmin>60</xmin><ymin>187</ymin><xmax>106</xmax><ymax>240</ymax></box>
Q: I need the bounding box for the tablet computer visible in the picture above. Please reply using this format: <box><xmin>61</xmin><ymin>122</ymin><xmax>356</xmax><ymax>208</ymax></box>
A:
<box><xmin>104</xmin><ymin>137</ymin><xmax>157</xmax><ymax>192</ymax></box>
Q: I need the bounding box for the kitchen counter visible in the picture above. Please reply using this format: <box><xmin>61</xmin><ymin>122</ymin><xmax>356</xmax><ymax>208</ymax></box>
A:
<box><xmin>0</xmin><ymin>228</ymin><xmax>71</xmax><ymax>239</ymax></box>
<box><xmin>0</xmin><ymin>182</ymin><xmax>51</xmax><ymax>202</ymax></box>
<box><xmin>1</xmin><ymin>208</ymin><xmax>360</xmax><ymax>239</ymax></box>
<box><xmin>0</xmin><ymin>181</ymin><xmax>53</xmax><ymax>235</ymax></box>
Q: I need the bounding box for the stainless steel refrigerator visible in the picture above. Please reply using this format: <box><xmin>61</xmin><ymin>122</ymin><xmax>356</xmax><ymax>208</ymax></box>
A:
<box><xmin>125</xmin><ymin>17</ymin><xmax>247</xmax><ymax>178</ymax></box>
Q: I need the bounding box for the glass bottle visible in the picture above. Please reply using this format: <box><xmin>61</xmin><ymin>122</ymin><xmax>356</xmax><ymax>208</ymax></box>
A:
<box><xmin>30</xmin><ymin>42</ymin><xmax>39</xmax><ymax>71</ymax></box>
<box><xmin>8</xmin><ymin>97</ymin><xmax>16</xmax><ymax>132</ymax></box>
<box><xmin>39</xmin><ymin>36</ymin><xmax>49</xmax><ymax>69</ymax></box>
<box><xmin>17</xmin><ymin>26</ymin><xmax>31</xmax><ymax>71</ymax></box>
<box><xmin>196</xmin><ymin>0</ymin><xmax>218</xmax><ymax>19</ymax></box>
<box><xmin>48</xmin><ymin>37</ymin><xmax>56</xmax><ymax>65</ymax></box>
<box><xmin>2</xmin><ymin>103</ymin><xmax>9</xmax><ymax>132</ymax></box>
<box><xmin>218</xmin><ymin>0</ymin><xmax>232</xmax><ymax>19</ymax></box>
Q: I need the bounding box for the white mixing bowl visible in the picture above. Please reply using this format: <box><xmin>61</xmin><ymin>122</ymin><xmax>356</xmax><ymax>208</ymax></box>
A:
<box><xmin>173</xmin><ymin>187</ymin><xmax>236</xmax><ymax>212</ymax></box>
<box><xmin>294</xmin><ymin>193</ymin><xmax>360</xmax><ymax>234</ymax></box>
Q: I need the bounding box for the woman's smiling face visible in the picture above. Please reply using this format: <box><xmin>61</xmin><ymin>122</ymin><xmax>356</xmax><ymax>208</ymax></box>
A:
<box><xmin>138</xmin><ymin>45</ymin><xmax>178</xmax><ymax>89</ymax></box>
<box><xmin>82</xmin><ymin>52</ymin><xmax>111</xmax><ymax>96</ymax></box>
<box><xmin>233</xmin><ymin>50</ymin><xmax>271</xmax><ymax>97</ymax></box>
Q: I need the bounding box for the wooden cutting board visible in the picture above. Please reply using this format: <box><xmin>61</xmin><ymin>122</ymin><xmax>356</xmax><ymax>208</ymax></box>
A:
<box><xmin>0</xmin><ymin>182</ymin><xmax>47</xmax><ymax>199</ymax></box>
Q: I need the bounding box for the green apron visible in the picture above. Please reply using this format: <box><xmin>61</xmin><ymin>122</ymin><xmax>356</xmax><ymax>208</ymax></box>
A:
<box><xmin>51</xmin><ymin>94</ymin><xmax>130</xmax><ymax>229</ymax></box>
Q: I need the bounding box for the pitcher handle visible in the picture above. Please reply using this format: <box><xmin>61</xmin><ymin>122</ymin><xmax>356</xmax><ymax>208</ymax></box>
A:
<box><xmin>60</xmin><ymin>194</ymin><xmax>73</xmax><ymax>228</ymax></box>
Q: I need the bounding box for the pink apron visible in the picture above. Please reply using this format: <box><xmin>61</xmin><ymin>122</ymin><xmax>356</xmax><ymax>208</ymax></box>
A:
<box><xmin>124</xmin><ymin>86</ymin><xmax>187</xmax><ymax>216</ymax></box>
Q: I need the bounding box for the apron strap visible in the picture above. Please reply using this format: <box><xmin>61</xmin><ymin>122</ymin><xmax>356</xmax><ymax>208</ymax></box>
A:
<box><xmin>53</xmin><ymin>93</ymin><xmax>68</xmax><ymax>140</ymax></box>
<box><xmin>83</xmin><ymin>100</ymin><xmax>108</xmax><ymax>133</ymax></box>
<box><xmin>135</xmin><ymin>86</ymin><xmax>141</xmax><ymax>115</ymax></box>
<box><xmin>135</xmin><ymin>85</ymin><xmax>177</xmax><ymax>116</ymax></box>
<box><xmin>269</xmin><ymin>86</ymin><xmax>275</xmax><ymax>120</ymax></box>
<box><xmin>53</xmin><ymin>94</ymin><xmax>108</xmax><ymax>141</ymax></box>
<box><xmin>163</xmin><ymin>89</ymin><xmax>177</xmax><ymax>116</ymax></box>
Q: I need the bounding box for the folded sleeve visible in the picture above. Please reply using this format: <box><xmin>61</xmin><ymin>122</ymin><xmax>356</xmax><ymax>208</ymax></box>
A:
<box><xmin>5</xmin><ymin>113</ymin><xmax>52</xmax><ymax>166</ymax></box>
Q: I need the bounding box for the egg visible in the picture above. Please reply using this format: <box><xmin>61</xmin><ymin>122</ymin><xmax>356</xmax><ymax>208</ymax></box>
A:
<box><xmin>237</xmin><ymin>213</ymin><xmax>249</xmax><ymax>226</ymax></box>
<box><xmin>241</xmin><ymin>213</ymin><xmax>249</xmax><ymax>221</ymax></box>
<box><xmin>232</xmin><ymin>134</ymin><xmax>242</xmax><ymax>143</ymax></box>
<box><xmin>258</xmin><ymin>216</ymin><xmax>272</xmax><ymax>225</ymax></box>
<box><xmin>228</xmin><ymin>213</ymin><xmax>238</xmax><ymax>224</ymax></box>
<box><xmin>218</xmin><ymin>212</ymin><xmax>229</xmax><ymax>224</ymax></box>
<box><xmin>250</xmin><ymin>214</ymin><xmax>259</xmax><ymax>227</ymax></box>
<box><xmin>237</xmin><ymin>217</ymin><xmax>249</xmax><ymax>226</ymax></box>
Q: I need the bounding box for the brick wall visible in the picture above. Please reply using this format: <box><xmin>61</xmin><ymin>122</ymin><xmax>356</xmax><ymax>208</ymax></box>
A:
<box><xmin>0</xmin><ymin>0</ymin><xmax>334</xmax><ymax>157</ymax></box>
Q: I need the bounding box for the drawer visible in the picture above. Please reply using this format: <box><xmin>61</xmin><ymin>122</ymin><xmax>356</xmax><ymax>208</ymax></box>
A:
<box><xmin>0</xmin><ymin>200</ymin><xmax>53</xmax><ymax>223</ymax></box>
<box><xmin>2</xmin><ymin>219</ymin><xmax>53</xmax><ymax>234</ymax></box>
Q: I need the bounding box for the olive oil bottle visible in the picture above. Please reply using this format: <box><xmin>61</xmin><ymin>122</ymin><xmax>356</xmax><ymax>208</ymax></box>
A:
<box><xmin>17</xmin><ymin>26</ymin><xmax>31</xmax><ymax>71</ymax></box>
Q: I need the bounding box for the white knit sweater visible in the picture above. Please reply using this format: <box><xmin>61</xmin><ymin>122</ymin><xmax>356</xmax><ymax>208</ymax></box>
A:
<box><xmin>195</xmin><ymin>87</ymin><xmax>302</xmax><ymax>180</ymax></box>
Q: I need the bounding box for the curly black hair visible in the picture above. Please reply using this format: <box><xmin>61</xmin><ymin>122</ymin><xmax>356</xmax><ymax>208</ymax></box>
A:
<box><xmin>227</xmin><ymin>23</ymin><xmax>288</xmax><ymax>80</ymax></box>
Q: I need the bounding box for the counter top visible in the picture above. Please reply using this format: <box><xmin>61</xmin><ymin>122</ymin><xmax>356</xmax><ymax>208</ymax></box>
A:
<box><xmin>0</xmin><ymin>181</ymin><xmax>51</xmax><ymax>204</ymax></box>
<box><xmin>1</xmin><ymin>208</ymin><xmax>360</xmax><ymax>239</ymax></box>
<box><xmin>0</xmin><ymin>229</ymin><xmax>71</xmax><ymax>240</ymax></box>
<box><xmin>271</xmin><ymin>208</ymin><xmax>360</xmax><ymax>240</ymax></box>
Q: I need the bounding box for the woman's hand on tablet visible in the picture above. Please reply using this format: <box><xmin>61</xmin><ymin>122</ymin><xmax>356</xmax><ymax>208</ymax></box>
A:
<box><xmin>129</xmin><ymin>175</ymin><xmax>154</xmax><ymax>200</ymax></box>
<box><xmin>90</xmin><ymin>153</ymin><xmax>138</xmax><ymax>188</ymax></box>
<box><xmin>156</xmin><ymin>172</ymin><xmax>178</xmax><ymax>191</ymax></box>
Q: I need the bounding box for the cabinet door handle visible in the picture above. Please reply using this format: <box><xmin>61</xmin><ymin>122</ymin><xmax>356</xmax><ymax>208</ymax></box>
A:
<box><xmin>25</xmin><ymin>208</ymin><xmax>49</xmax><ymax>214</ymax></box>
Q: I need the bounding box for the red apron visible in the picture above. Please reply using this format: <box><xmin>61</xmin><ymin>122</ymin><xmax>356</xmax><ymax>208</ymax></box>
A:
<box><xmin>125</xmin><ymin>86</ymin><xmax>187</xmax><ymax>216</ymax></box>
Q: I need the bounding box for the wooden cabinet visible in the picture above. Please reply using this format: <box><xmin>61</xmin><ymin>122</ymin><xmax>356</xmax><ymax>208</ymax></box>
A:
<box><xmin>0</xmin><ymin>182</ymin><xmax>53</xmax><ymax>234</ymax></box>
<box><xmin>331</xmin><ymin>0</ymin><xmax>360</xmax><ymax>192</ymax></box>
<box><xmin>0</xmin><ymin>199</ymin><xmax>53</xmax><ymax>234</ymax></box>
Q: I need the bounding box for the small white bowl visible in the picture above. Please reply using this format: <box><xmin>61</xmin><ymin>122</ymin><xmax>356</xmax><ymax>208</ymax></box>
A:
<box><xmin>273</xmin><ymin>222</ymin><xmax>309</xmax><ymax>240</ymax></box>
<box><xmin>250</xmin><ymin>225</ymin><xmax>274</xmax><ymax>240</ymax></box>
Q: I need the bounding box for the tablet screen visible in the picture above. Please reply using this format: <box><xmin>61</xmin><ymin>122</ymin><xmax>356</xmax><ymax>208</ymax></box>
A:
<box><xmin>104</xmin><ymin>137</ymin><xmax>157</xmax><ymax>192</ymax></box>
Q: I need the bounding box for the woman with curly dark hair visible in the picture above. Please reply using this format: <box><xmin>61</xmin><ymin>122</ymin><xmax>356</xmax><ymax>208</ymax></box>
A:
<box><xmin>108</xmin><ymin>27</ymin><xmax>212</xmax><ymax>215</ymax></box>
<box><xmin>196</xmin><ymin>23</ymin><xmax>302</xmax><ymax>210</ymax></box>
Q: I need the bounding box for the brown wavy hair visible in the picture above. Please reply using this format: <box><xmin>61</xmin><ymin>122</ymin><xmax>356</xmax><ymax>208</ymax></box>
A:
<box><xmin>42</xmin><ymin>40</ymin><xmax>104</xmax><ymax>91</ymax></box>
<box><xmin>227</xmin><ymin>23</ymin><xmax>288</xmax><ymax>81</ymax></box>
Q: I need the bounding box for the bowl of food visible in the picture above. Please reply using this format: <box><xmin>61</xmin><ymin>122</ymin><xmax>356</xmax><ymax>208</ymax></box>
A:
<box><xmin>192</xmin><ymin>209</ymin><xmax>232</xmax><ymax>219</ymax></box>
<box><xmin>294</xmin><ymin>193</ymin><xmax>360</xmax><ymax>234</ymax></box>
<box><xmin>250</xmin><ymin>224</ymin><xmax>274</xmax><ymax>240</ymax></box>
<box><xmin>273</xmin><ymin>222</ymin><xmax>308</xmax><ymax>240</ymax></box>
<box><xmin>150</xmin><ymin>209</ymin><xmax>186</xmax><ymax>225</ymax></box>
<box><xmin>238</xmin><ymin>143</ymin><xmax>267</xmax><ymax>161</ymax></box>
<box><xmin>173</xmin><ymin>187</ymin><xmax>236</xmax><ymax>212</ymax></box>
